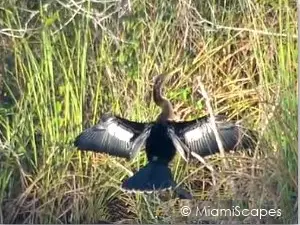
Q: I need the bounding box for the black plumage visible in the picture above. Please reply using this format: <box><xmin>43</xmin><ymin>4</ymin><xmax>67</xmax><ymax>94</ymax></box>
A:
<box><xmin>74</xmin><ymin>74</ymin><xmax>256</xmax><ymax>194</ymax></box>
<box><xmin>74</xmin><ymin>114</ymin><xmax>152</xmax><ymax>160</ymax></box>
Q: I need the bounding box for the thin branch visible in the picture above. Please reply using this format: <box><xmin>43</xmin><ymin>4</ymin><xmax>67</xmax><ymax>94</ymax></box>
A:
<box><xmin>196</xmin><ymin>76</ymin><xmax>236</xmax><ymax>194</ymax></box>
<box><xmin>181</xmin><ymin>0</ymin><xmax>297</xmax><ymax>39</ymax></box>
<box><xmin>190</xmin><ymin>151</ymin><xmax>216</xmax><ymax>186</ymax></box>
<box><xmin>196</xmin><ymin>78</ymin><xmax>227</xmax><ymax>164</ymax></box>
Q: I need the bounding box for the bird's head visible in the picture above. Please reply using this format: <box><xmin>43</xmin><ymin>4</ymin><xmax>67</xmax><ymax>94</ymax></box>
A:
<box><xmin>152</xmin><ymin>74</ymin><xmax>167</xmax><ymax>87</ymax></box>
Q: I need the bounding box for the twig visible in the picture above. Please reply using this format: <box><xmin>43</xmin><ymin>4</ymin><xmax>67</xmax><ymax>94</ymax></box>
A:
<box><xmin>196</xmin><ymin>78</ymin><xmax>227</xmax><ymax>165</ymax></box>
<box><xmin>196</xmin><ymin>76</ymin><xmax>236</xmax><ymax>194</ymax></box>
<box><xmin>181</xmin><ymin>0</ymin><xmax>297</xmax><ymax>39</ymax></box>
<box><xmin>190</xmin><ymin>151</ymin><xmax>216</xmax><ymax>186</ymax></box>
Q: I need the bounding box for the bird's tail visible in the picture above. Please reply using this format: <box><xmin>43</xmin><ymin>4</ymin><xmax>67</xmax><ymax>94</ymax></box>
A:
<box><xmin>121</xmin><ymin>161</ymin><xmax>175</xmax><ymax>193</ymax></box>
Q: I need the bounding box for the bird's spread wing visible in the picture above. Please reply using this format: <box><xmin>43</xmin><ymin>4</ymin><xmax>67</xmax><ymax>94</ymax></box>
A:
<box><xmin>173</xmin><ymin>115</ymin><xmax>256</xmax><ymax>157</ymax></box>
<box><xmin>74</xmin><ymin>115</ymin><xmax>151</xmax><ymax>160</ymax></box>
<box><xmin>167</xmin><ymin>128</ymin><xmax>189</xmax><ymax>162</ymax></box>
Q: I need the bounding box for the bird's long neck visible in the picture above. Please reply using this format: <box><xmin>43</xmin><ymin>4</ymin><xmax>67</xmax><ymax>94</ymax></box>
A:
<box><xmin>153</xmin><ymin>75</ymin><xmax>175</xmax><ymax>122</ymax></box>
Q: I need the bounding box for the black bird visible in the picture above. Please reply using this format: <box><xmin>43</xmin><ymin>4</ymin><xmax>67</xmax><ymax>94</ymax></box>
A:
<box><xmin>74</xmin><ymin>74</ymin><xmax>255</xmax><ymax>193</ymax></box>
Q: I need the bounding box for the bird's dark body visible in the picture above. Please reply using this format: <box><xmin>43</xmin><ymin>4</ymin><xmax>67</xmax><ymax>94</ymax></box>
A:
<box><xmin>74</xmin><ymin>74</ymin><xmax>256</xmax><ymax>196</ymax></box>
<box><xmin>122</xmin><ymin>122</ymin><xmax>178</xmax><ymax>192</ymax></box>
<box><xmin>145</xmin><ymin>122</ymin><xmax>176</xmax><ymax>164</ymax></box>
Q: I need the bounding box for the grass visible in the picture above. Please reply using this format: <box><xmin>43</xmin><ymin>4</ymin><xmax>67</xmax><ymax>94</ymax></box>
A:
<box><xmin>0</xmin><ymin>0</ymin><xmax>297</xmax><ymax>223</ymax></box>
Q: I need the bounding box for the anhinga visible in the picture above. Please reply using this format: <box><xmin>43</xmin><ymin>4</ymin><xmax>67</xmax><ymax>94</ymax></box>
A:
<box><xmin>74</xmin><ymin>74</ymin><xmax>255</xmax><ymax>193</ymax></box>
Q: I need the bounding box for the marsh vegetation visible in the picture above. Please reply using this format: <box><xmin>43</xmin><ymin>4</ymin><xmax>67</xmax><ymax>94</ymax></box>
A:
<box><xmin>0</xmin><ymin>0</ymin><xmax>297</xmax><ymax>223</ymax></box>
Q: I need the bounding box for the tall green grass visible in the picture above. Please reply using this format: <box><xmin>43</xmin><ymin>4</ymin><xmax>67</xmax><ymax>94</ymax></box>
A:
<box><xmin>0</xmin><ymin>0</ymin><xmax>297</xmax><ymax>223</ymax></box>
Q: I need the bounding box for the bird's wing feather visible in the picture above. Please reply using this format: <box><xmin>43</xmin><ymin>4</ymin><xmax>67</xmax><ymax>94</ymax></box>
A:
<box><xmin>173</xmin><ymin>115</ymin><xmax>255</xmax><ymax>157</ymax></box>
<box><xmin>167</xmin><ymin>128</ymin><xmax>189</xmax><ymax>162</ymax></box>
<box><xmin>74</xmin><ymin>115</ymin><xmax>151</xmax><ymax>160</ymax></box>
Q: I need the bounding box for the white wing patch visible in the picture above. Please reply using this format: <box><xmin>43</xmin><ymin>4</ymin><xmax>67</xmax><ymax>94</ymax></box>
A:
<box><xmin>184</xmin><ymin>124</ymin><xmax>210</xmax><ymax>142</ymax></box>
<box><xmin>107</xmin><ymin>123</ymin><xmax>134</xmax><ymax>141</ymax></box>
